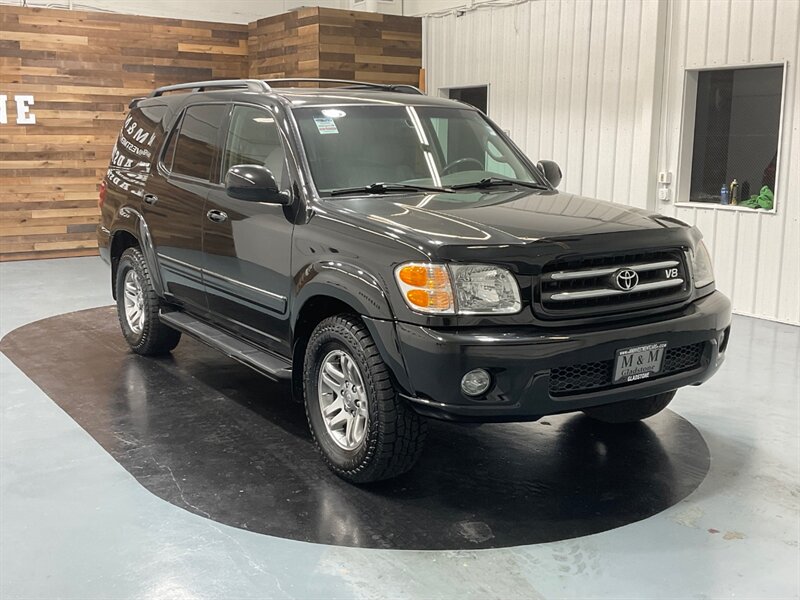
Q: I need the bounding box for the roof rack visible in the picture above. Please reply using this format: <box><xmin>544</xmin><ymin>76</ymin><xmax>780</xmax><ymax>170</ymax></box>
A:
<box><xmin>148</xmin><ymin>79</ymin><xmax>271</xmax><ymax>98</ymax></box>
<box><xmin>264</xmin><ymin>78</ymin><xmax>424</xmax><ymax>95</ymax></box>
<box><xmin>133</xmin><ymin>78</ymin><xmax>423</xmax><ymax>108</ymax></box>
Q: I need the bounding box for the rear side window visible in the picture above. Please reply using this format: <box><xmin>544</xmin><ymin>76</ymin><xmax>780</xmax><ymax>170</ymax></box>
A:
<box><xmin>161</xmin><ymin>113</ymin><xmax>181</xmax><ymax>172</ymax></box>
<box><xmin>170</xmin><ymin>104</ymin><xmax>227</xmax><ymax>181</ymax></box>
<box><xmin>111</xmin><ymin>104</ymin><xmax>166</xmax><ymax>171</ymax></box>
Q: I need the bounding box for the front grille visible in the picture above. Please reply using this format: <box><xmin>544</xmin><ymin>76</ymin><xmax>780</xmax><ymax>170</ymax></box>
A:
<box><xmin>537</xmin><ymin>249</ymin><xmax>691</xmax><ymax>319</ymax></box>
<box><xmin>548</xmin><ymin>342</ymin><xmax>705</xmax><ymax>397</ymax></box>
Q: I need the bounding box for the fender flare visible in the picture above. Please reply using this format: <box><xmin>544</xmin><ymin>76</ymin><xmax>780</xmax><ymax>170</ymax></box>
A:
<box><xmin>109</xmin><ymin>206</ymin><xmax>164</xmax><ymax>297</ymax></box>
<box><xmin>291</xmin><ymin>261</ymin><xmax>413</xmax><ymax>393</ymax></box>
<box><xmin>291</xmin><ymin>260</ymin><xmax>395</xmax><ymax>325</ymax></box>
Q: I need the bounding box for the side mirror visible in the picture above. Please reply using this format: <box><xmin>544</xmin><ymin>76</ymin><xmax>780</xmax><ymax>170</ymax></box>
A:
<box><xmin>225</xmin><ymin>164</ymin><xmax>290</xmax><ymax>204</ymax></box>
<box><xmin>537</xmin><ymin>160</ymin><xmax>562</xmax><ymax>188</ymax></box>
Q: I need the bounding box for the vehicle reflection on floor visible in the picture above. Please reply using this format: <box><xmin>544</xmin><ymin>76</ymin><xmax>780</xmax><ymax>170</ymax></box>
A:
<box><xmin>0</xmin><ymin>306</ymin><xmax>710</xmax><ymax>550</ymax></box>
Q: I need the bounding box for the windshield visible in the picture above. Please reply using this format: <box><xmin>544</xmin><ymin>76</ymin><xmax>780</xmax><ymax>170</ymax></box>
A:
<box><xmin>293</xmin><ymin>105</ymin><xmax>545</xmax><ymax>196</ymax></box>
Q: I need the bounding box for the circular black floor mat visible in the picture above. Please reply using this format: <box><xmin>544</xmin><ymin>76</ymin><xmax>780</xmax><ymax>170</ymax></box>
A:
<box><xmin>1</xmin><ymin>307</ymin><xmax>710</xmax><ymax>550</ymax></box>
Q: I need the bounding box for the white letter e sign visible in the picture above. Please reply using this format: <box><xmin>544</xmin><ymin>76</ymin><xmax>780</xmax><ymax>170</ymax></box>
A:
<box><xmin>15</xmin><ymin>95</ymin><xmax>36</xmax><ymax>125</ymax></box>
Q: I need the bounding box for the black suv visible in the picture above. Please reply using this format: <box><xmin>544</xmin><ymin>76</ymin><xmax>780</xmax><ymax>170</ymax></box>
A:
<box><xmin>98</xmin><ymin>78</ymin><xmax>731</xmax><ymax>483</ymax></box>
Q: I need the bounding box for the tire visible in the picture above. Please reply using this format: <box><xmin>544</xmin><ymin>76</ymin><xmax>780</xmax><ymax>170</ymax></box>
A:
<box><xmin>303</xmin><ymin>315</ymin><xmax>427</xmax><ymax>483</ymax></box>
<box><xmin>582</xmin><ymin>390</ymin><xmax>676</xmax><ymax>424</ymax></box>
<box><xmin>115</xmin><ymin>247</ymin><xmax>181</xmax><ymax>356</ymax></box>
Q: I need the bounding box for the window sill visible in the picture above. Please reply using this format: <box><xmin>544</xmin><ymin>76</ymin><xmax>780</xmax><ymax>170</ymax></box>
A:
<box><xmin>673</xmin><ymin>202</ymin><xmax>777</xmax><ymax>215</ymax></box>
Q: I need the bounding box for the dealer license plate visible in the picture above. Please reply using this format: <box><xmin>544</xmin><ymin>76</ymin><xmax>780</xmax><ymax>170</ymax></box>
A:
<box><xmin>613</xmin><ymin>342</ymin><xmax>667</xmax><ymax>384</ymax></box>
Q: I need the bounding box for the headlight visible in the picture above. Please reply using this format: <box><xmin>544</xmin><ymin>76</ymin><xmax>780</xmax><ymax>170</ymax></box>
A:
<box><xmin>691</xmin><ymin>241</ymin><xmax>715</xmax><ymax>289</ymax></box>
<box><xmin>450</xmin><ymin>264</ymin><xmax>522</xmax><ymax>314</ymax></box>
<box><xmin>394</xmin><ymin>262</ymin><xmax>522</xmax><ymax>315</ymax></box>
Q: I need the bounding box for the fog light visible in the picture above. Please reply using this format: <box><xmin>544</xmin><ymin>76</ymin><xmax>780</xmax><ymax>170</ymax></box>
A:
<box><xmin>461</xmin><ymin>369</ymin><xmax>492</xmax><ymax>397</ymax></box>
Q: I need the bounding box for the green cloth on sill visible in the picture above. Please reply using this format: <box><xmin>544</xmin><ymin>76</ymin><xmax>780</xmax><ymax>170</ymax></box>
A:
<box><xmin>741</xmin><ymin>186</ymin><xmax>774</xmax><ymax>210</ymax></box>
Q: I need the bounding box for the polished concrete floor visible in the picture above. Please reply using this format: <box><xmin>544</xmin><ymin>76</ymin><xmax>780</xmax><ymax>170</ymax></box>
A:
<box><xmin>1</xmin><ymin>256</ymin><xmax>798</xmax><ymax>599</ymax></box>
<box><xmin>1</xmin><ymin>306</ymin><xmax>714</xmax><ymax>551</ymax></box>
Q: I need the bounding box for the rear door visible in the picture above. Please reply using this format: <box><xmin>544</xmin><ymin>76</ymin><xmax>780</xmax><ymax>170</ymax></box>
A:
<box><xmin>202</xmin><ymin>103</ymin><xmax>294</xmax><ymax>356</ymax></box>
<box><xmin>143</xmin><ymin>102</ymin><xmax>228</xmax><ymax>311</ymax></box>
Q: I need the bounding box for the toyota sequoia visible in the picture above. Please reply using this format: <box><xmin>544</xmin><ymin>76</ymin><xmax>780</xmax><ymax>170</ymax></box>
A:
<box><xmin>98</xmin><ymin>79</ymin><xmax>731</xmax><ymax>483</ymax></box>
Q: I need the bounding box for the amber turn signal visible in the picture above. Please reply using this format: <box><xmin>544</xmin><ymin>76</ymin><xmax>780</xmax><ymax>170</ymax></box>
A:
<box><xmin>398</xmin><ymin>265</ymin><xmax>428</xmax><ymax>287</ymax></box>
<box><xmin>397</xmin><ymin>264</ymin><xmax>449</xmax><ymax>288</ymax></box>
<box><xmin>394</xmin><ymin>263</ymin><xmax>454</xmax><ymax>314</ymax></box>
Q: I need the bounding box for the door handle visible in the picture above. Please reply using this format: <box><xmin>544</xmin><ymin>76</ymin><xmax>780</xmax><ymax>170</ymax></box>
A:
<box><xmin>143</xmin><ymin>193</ymin><xmax>158</xmax><ymax>205</ymax></box>
<box><xmin>206</xmin><ymin>209</ymin><xmax>228</xmax><ymax>223</ymax></box>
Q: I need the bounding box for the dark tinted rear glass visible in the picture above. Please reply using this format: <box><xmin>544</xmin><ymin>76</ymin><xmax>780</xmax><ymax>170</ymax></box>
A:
<box><xmin>171</xmin><ymin>104</ymin><xmax>226</xmax><ymax>180</ymax></box>
<box><xmin>112</xmin><ymin>104</ymin><xmax>166</xmax><ymax>171</ymax></box>
<box><xmin>161</xmin><ymin>113</ymin><xmax>180</xmax><ymax>171</ymax></box>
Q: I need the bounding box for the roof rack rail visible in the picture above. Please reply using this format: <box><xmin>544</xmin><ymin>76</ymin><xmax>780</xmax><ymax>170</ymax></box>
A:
<box><xmin>148</xmin><ymin>79</ymin><xmax>272</xmax><ymax>98</ymax></box>
<box><xmin>263</xmin><ymin>78</ymin><xmax>424</xmax><ymax>95</ymax></box>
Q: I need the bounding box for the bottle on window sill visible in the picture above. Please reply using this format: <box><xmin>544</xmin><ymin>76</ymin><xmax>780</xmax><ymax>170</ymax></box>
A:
<box><xmin>720</xmin><ymin>184</ymin><xmax>730</xmax><ymax>205</ymax></box>
<box><xmin>730</xmin><ymin>179</ymin><xmax>739</xmax><ymax>205</ymax></box>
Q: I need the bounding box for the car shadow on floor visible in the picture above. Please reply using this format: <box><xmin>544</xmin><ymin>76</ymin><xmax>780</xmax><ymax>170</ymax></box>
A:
<box><xmin>0</xmin><ymin>306</ymin><xmax>711</xmax><ymax>550</ymax></box>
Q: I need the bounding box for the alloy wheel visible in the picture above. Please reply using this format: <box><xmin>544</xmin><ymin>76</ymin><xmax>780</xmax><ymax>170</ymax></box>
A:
<box><xmin>123</xmin><ymin>268</ymin><xmax>145</xmax><ymax>335</ymax></box>
<box><xmin>317</xmin><ymin>349</ymin><xmax>369</xmax><ymax>450</ymax></box>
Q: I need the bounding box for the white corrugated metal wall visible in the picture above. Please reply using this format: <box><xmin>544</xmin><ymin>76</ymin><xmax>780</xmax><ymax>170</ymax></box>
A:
<box><xmin>425</xmin><ymin>0</ymin><xmax>665</xmax><ymax>207</ymax></box>
<box><xmin>424</xmin><ymin>0</ymin><xmax>799</xmax><ymax>325</ymax></box>
<box><xmin>658</xmin><ymin>0</ymin><xmax>799</xmax><ymax>324</ymax></box>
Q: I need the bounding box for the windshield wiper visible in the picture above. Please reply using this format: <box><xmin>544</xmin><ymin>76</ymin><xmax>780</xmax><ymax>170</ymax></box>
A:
<box><xmin>329</xmin><ymin>182</ymin><xmax>454</xmax><ymax>197</ymax></box>
<box><xmin>450</xmin><ymin>177</ymin><xmax>549</xmax><ymax>191</ymax></box>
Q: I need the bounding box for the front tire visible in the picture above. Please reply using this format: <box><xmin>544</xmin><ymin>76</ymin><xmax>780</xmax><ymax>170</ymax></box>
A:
<box><xmin>583</xmin><ymin>390</ymin><xmax>676</xmax><ymax>423</ymax></box>
<box><xmin>115</xmin><ymin>247</ymin><xmax>181</xmax><ymax>356</ymax></box>
<box><xmin>303</xmin><ymin>315</ymin><xmax>427</xmax><ymax>483</ymax></box>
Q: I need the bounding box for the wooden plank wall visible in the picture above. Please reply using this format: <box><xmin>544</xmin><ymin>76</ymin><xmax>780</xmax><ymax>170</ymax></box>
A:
<box><xmin>317</xmin><ymin>8</ymin><xmax>422</xmax><ymax>85</ymax></box>
<box><xmin>0</xmin><ymin>6</ymin><xmax>248</xmax><ymax>261</ymax></box>
<box><xmin>248</xmin><ymin>7</ymin><xmax>422</xmax><ymax>86</ymax></box>
<box><xmin>248</xmin><ymin>7</ymin><xmax>321</xmax><ymax>79</ymax></box>
<box><xmin>0</xmin><ymin>5</ymin><xmax>421</xmax><ymax>261</ymax></box>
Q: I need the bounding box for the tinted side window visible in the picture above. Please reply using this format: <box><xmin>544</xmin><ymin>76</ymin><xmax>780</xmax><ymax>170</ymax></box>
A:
<box><xmin>221</xmin><ymin>105</ymin><xmax>289</xmax><ymax>189</ymax></box>
<box><xmin>171</xmin><ymin>104</ymin><xmax>226</xmax><ymax>181</ymax></box>
<box><xmin>111</xmin><ymin>104</ymin><xmax>166</xmax><ymax>171</ymax></box>
<box><xmin>161</xmin><ymin>113</ymin><xmax>181</xmax><ymax>172</ymax></box>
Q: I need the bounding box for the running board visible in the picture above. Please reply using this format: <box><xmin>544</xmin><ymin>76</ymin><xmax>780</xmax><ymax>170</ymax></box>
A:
<box><xmin>159</xmin><ymin>311</ymin><xmax>293</xmax><ymax>381</ymax></box>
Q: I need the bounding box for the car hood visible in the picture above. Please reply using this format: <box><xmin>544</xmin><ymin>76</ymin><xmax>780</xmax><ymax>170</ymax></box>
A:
<box><xmin>321</xmin><ymin>189</ymin><xmax>687</xmax><ymax>252</ymax></box>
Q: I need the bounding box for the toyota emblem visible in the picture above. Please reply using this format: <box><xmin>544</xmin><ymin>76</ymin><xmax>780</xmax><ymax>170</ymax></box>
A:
<box><xmin>614</xmin><ymin>269</ymin><xmax>639</xmax><ymax>291</ymax></box>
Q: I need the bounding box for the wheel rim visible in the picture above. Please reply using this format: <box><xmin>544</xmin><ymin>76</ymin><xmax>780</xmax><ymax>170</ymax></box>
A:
<box><xmin>317</xmin><ymin>349</ymin><xmax>369</xmax><ymax>451</ymax></box>
<box><xmin>123</xmin><ymin>268</ymin><xmax>145</xmax><ymax>335</ymax></box>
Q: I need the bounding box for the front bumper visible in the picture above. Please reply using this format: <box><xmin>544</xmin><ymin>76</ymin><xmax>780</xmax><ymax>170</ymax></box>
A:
<box><xmin>370</xmin><ymin>291</ymin><xmax>731</xmax><ymax>422</ymax></box>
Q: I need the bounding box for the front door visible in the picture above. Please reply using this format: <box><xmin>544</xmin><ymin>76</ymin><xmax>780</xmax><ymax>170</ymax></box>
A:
<box><xmin>143</xmin><ymin>102</ymin><xmax>228</xmax><ymax>311</ymax></box>
<box><xmin>202</xmin><ymin>103</ymin><xmax>294</xmax><ymax>357</ymax></box>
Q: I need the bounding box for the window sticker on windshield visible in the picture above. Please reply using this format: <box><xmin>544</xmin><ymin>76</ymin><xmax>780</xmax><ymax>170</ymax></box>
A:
<box><xmin>314</xmin><ymin>117</ymin><xmax>339</xmax><ymax>134</ymax></box>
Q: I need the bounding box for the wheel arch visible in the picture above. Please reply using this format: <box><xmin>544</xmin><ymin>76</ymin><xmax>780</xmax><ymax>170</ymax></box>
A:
<box><xmin>290</xmin><ymin>265</ymin><xmax>412</xmax><ymax>402</ymax></box>
<box><xmin>108</xmin><ymin>207</ymin><xmax>163</xmax><ymax>299</ymax></box>
<box><xmin>291</xmin><ymin>260</ymin><xmax>395</xmax><ymax>324</ymax></box>
<box><xmin>109</xmin><ymin>230</ymin><xmax>139</xmax><ymax>298</ymax></box>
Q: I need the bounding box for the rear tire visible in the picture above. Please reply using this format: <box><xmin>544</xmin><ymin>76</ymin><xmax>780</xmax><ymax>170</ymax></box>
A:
<box><xmin>115</xmin><ymin>247</ymin><xmax>181</xmax><ymax>356</ymax></box>
<box><xmin>583</xmin><ymin>390</ymin><xmax>676</xmax><ymax>424</ymax></box>
<box><xmin>303</xmin><ymin>315</ymin><xmax>427</xmax><ymax>483</ymax></box>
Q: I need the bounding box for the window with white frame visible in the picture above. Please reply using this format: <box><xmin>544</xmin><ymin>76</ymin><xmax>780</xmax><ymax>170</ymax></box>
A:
<box><xmin>447</xmin><ymin>85</ymin><xmax>488</xmax><ymax>113</ymax></box>
<box><xmin>687</xmin><ymin>65</ymin><xmax>783</xmax><ymax>210</ymax></box>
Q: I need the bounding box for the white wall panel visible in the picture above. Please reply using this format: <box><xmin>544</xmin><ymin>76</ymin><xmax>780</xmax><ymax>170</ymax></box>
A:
<box><xmin>404</xmin><ymin>0</ymin><xmax>501</xmax><ymax>17</ymax></box>
<box><xmin>425</xmin><ymin>0</ymin><xmax>799</xmax><ymax>324</ymax></box>
<box><xmin>425</xmin><ymin>0</ymin><xmax>662</xmax><ymax>211</ymax></box>
<box><xmin>660</xmin><ymin>0</ymin><xmax>800</xmax><ymax>325</ymax></box>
